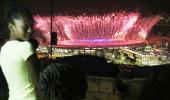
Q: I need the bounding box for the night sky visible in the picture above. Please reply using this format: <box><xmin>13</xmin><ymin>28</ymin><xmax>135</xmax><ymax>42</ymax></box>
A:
<box><xmin>0</xmin><ymin>0</ymin><xmax>170</xmax><ymax>16</ymax></box>
<box><xmin>0</xmin><ymin>0</ymin><xmax>170</xmax><ymax>35</ymax></box>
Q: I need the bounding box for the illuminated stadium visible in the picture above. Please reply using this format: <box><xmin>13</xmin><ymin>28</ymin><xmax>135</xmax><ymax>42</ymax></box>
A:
<box><xmin>34</xmin><ymin>12</ymin><xmax>170</xmax><ymax>66</ymax></box>
<box><xmin>0</xmin><ymin>0</ymin><xmax>170</xmax><ymax>67</ymax></box>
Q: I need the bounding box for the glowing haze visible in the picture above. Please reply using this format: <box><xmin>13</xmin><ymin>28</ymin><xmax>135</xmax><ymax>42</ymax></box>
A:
<box><xmin>34</xmin><ymin>12</ymin><xmax>162</xmax><ymax>47</ymax></box>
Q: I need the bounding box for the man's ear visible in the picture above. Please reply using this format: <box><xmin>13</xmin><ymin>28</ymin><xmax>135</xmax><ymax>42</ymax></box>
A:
<box><xmin>8</xmin><ymin>23</ymin><xmax>14</xmax><ymax>31</ymax></box>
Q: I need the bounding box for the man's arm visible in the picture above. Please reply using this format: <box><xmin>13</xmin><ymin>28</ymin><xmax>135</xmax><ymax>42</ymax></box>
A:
<box><xmin>27</xmin><ymin>54</ymin><xmax>43</xmax><ymax>100</ymax></box>
<box><xmin>27</xmin><ymin>54</ymin><xmax>40</xmax><ymax>86</ymax></box>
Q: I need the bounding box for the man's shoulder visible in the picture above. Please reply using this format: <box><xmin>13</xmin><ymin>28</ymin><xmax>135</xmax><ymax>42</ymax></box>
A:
<box><xmin>1</xmin><ymin>41</ymin><xmax>19</xmax><ymax>50</ymax></box>
<box><xmin>2</xmin><ymin>40</ymin><xmax>31</xmax><ymax>48</ymax></box>
<box><xmin>1</xmin><ymin>40</ymin><xmax>32</xmax><ymax>53</ymax></box>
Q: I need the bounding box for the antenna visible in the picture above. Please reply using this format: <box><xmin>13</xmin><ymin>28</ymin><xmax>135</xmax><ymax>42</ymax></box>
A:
<box><xmin>50</xmin><ymin>0</ymin><xmax>58</xmax><ymax>60</ymax></box>
<box><xmin>50</xmin><ymin>0</ymin><xmax>53</xmax><ymax>60</ymax></box>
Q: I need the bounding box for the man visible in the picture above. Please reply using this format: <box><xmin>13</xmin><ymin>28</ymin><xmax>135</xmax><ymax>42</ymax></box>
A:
<box><xmin>39</xmin><ymin>63</ymin><xmax>87</xmax><ymax>100</ymax></box>
<box><xmin>0</xmin><ymin>6</ymin><xmax>41</xmax><ymax>100</ymax></box>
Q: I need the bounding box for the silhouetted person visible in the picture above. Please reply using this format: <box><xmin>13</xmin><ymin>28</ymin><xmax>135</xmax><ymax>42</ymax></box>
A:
<box><xmin>39</xmin><ymin>63</ymin><xmax>87</xmax><ymax>100</ymax></box>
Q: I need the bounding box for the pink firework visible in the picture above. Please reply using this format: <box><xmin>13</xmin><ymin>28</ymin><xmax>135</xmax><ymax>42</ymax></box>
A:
<box><xmin>34</xmin><ymin>11</ymin><xmax>162</xmax><ymax>47</ymax></box>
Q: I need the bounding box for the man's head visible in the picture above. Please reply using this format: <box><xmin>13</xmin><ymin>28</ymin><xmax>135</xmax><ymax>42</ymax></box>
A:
<box><xmin>39</xmin><ymin>63</ymin><xmax>87</xmax><ymax>100</ymax></box>
<box><xmin>6</xmin><ymin>6</ymin><xmax>34</xmax><ymax>41</ymax></box>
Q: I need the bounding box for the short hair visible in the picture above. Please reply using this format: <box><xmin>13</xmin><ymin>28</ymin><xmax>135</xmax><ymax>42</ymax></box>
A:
<box><xmin>6</xmin><ymin>6</ymin><xmax>34</xmax><ymax>25</ymax></box>
<box><xmin>39</xmin><ymin>63</ymin><xmax>87</xmax><ymax>100</ymax></box>
<box><xmin>28</xmin><ymin>38</ymin><xmax>39</xmax><ymax>51</ymax></box>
